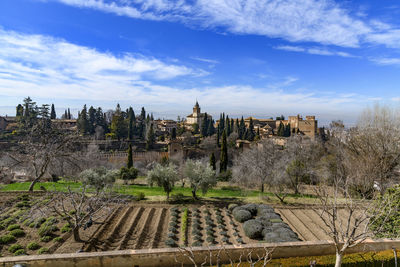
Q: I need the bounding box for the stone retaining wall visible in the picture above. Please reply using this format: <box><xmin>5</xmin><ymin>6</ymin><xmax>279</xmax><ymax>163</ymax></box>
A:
<box><xmin>1</xmin><ymin>239</ymin><xmax>399</xmax><ymax>267</ymax></box>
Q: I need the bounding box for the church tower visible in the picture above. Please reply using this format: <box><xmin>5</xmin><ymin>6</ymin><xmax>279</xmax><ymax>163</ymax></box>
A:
<box><xmin>193</xmin><ymin>101</ymin><xmax>200</xmax><ymax>116</ymax></box>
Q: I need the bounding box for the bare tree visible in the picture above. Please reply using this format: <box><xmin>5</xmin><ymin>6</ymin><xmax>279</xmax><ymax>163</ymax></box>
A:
<box><xmin>9</xmin><ymin>121</ymin><xmax>79</xmax><ymax>191</ymax></box>
<box><xmin>283</xmin><ymin>135</ymin><xmax>321</xmax><ymax>194</ymax></box>
<box><xmin>346</xmin><ymin>104</ymin><xmax>400</xmax><ymax>195</ymax></box>
<box><xmin>233</xmin><ymin>138</ymin><xmax>282</xmax><ymax>193</ymax></box>
<box><xmin>174</xmin><ymin>245</ymin><xmax>274</xmax><ymax>267</ymax></box>
<box><xmin>31</xmin><ymin>184</ymin><xmax>124</xmax><ymax>242</ymax></box>
<box><xmin>314</xmin><ymin>124</ymin><xmax>398</xmax><ymax>267</ymax></box>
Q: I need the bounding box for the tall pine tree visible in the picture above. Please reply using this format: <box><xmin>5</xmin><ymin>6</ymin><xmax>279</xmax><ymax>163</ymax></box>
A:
<box><xmin>88</xmin><ymin>106</ymin><xmax>96</xmax><ymax>134</ymax></box>
<box><xmin>239</xmin><ymin>116</ymin><xmax>245</xmax><ymax>139</ymax></box>
<box><xmin>67</xmin><ymin>108</ymin><xmax>71</xmax><ymax>119</ymax></box>
<box><xmin>207</xmin><ymin>119</ymin><xmax>215</xmax><ymax>136</ymax></box>
<box><xmin>78</xmin><ymin>105</ymin><xmax>89</xmax><ymax>135</ymax></box>
<box><xmin>146</xmin><ymin>123</ymin><xmax>155</xmax><ymax>150</ymax></box>
<box><xmin>277</xmin><ymin>122</ymin><xmax>284</xmax><ymax>136</ymax></box>
<box><xmin>226</xmin><ymin>115</ymin><xmax>231</xmax><ymax>136</ymax></box>
<box><xmin>111</xmin><ymin>104</ymin><xmax>128</xmax><ymax>140</ymax></box>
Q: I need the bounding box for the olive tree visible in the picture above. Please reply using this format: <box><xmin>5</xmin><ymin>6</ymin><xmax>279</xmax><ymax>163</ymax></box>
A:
<box><xmin>184</xmin><ymin>159</ymin><xmax>217</xmax><ymax>200</ymax></box>
<box><xmin>79</xmin><ymin>167</ymin><xmax>118</xmax><ymax>193</ymax></box>
<box><xmin>146</xmin><ymin>163</ymin><xmax>178</xmax><ymax>201</ymax></box>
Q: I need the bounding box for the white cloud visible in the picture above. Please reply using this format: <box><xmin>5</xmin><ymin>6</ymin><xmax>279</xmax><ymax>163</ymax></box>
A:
<box><xmin>275</xmin><ymin>45</ymin><xmax>355</xmax><ymax>58</ymax></box>
<box><xmin>0</xmin><ymin>28</ymin><xmax>380</xmax><ymax>123</ymax></box>
<box><xmin>370</xmin><ymin>57</ymin><xmax>400</xmax><ymax>66</ymax></box>
<box><xmin>49</xmin><ymin>0</ymin><xmax>376</xmax><ymax>48</ymax></box>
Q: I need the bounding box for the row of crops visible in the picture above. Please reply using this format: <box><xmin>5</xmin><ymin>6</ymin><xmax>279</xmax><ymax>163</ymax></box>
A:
<box><xmin>164</xmin><ymin>203</ymin><xmax>299</xmax><ymax>248</ymax></box>
<box><xmin>0</xmin><ymin>194</ymin><xmax>71</xmax><ymax>256</ymax></box>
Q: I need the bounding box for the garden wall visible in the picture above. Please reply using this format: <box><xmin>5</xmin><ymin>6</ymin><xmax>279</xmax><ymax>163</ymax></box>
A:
<box><xmin>1</xmin><ymin>239</ymin><xmax>399</xmax><ymax>267</ymax></box>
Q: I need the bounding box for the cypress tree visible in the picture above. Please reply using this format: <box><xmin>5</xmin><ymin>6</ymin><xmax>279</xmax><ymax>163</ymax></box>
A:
<box><xmin>171</xmin><ymin>127</ymin><xmax>177</xmax><ymax>140</ymax></box>
<box><xmin>277</xmin><ymin>122</ymin><xmax>284</xmax><ymax>136</ymax></box>
<box><xmin>219</xmin><ymin>130</ymin><xmax>228</xmax><ymax>173</ymax></box>
<box><xmin>140</xmin><ymin>107</ymin><xmax>146</xmax><ymax>121</ymax></box>
<box><xmin>150</xmin><ymin>113</ymin><xmax>154</xmax><ymax>121</ymax></box>
<box><xmin>248</xmin><ymin>117</ymin><xmax>255</xmax><ymax>141</ymax></box>
<box><xmin>207</xmin><ymin>119</ymin><xmax>215</xmax><ymax>136</ymax></box>
<box><xmin>88</xmin><ymin>106</ymin><xmax>96</xmax><ymax>134</ymax></box>
<box><xmin>210</xmin><ymin>153</ymin><xmax>216</xmax><ymax>171</ymax></box>
<box><xmin>67</xmin><ymin>108</ymin><xmax>71</xmax><ymax>119</ymax></box>
<box><xmin>230</xmin><ymin>118</ymin><xmax>234</xmax><ymax>134</ymax></box>
<box><xmin>128</xmin><ymin>107</ymin><xmax>135</xmax><ymax>140</ymax></box>
<box><xmin>50</xmin><ymin>104</ymin><xmax>56</xmax><ymax>119</ymax></box>
<box><xmin>256</xmin><ymin>127</ymin><xmax>260</xmax><ymax>139</ymax></box>
<box><xmin>226</xmin><ymin>115</ymin><xmax>230</xmax><ymax>136</ymax></box>
<box><xmin>239</xmin><ymin>116</ymin><xmax>245</xmax><ymax>139</ymax></box>
<box><xmin>127</xmin><ymin>143</ymin><xmax>133</xmax><ymax>168</ymax></box>
<box><xmin>284</xmin><ymin>123</ymin><xmax>291</xmax><ymax>137</ymax></box>
<box><xmin>146</xmin><ymin>123</ymin><xmax>155</xmax><ymax>150</ymax></box>
<box><xmin>16</xmin><ymin>104</ymin><xmax>24</xmax><ymax>117</ymax></box>
<box><xmin>216</xmin><ymin>125</ymin><xmax>220</xmax><ymax>147</ymax></box>
<box><xmin>235</xmin><ymin>118</ymin><xmax>239</xmax><ymax>134</ymax></box>
<box><xmin>201</xmin><ymin>112</ymin><xmax>209</xmax><ymax>136</ymax></box>
<box><xmin>64</xmin><ymin>110</ymin><xmax>68</xmax><ymax>119</ymax></box>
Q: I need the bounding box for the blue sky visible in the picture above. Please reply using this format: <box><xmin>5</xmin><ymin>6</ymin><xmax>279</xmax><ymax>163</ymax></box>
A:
<box><xmin>1</xmin><ymin>0</ymin><xmax>400</xmax><ymax>125</ymax></box>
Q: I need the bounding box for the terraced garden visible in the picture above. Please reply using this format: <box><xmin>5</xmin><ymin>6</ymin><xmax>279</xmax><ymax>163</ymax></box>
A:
<box><xmin>0</xmin><ymin>192</ymin><xmax>364</xmax><ymax>257</ymax></box>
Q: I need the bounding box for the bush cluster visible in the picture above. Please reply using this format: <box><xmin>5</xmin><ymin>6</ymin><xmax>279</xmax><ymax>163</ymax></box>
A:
<box><xmin>233</xmin><ymin>203</ymin><xmax>300</xmax><ymax>243</ymax></box>
<box><xmin>38</xmin><ymin>247</ymin><xmax>49</xmax><ymax>254</ymax></box>
<box><xmin>27</xmin><ymin>242</ymin><xmax>41</xmax><ymax>250</ymax></box>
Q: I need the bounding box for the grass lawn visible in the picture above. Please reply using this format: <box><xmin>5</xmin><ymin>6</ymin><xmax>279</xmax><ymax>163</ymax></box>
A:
<box><xmin>0</xmin><ymin>180</ymin><xmax>317</xmax><ymax>204</ymax></box>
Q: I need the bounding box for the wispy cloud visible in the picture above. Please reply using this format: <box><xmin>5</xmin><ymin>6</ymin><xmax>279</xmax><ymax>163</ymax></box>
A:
<box><xmin>370</xmin><ymin>57</ymin><xmax>400</xmax><ymax>66</ymax></box>
<box><xmin>191</xmin><ymin>57</ymin><xmax>220</xmax><ymax>64</ymax></box>
<box><xmin>48</xmin><ymin>0</ymin><xmax>380</xmax><ymax>48</ymax></box>
<box><xmin>275</xmin><ymin>45</ymin><xmax>355</xmax><ymax>58</ymax></box>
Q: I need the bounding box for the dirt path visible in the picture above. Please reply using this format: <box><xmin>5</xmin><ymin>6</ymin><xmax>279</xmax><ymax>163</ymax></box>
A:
<box><xmin>301</xmin><ymin>209</ymin><xmax>332</xmax><ymax>240</ymax></box>
<box><xmin>135</xmin><ymin>207</ymin><xmax>156</xmax><ymax>249</ymax></box>
<box><xmin>84</xmin><ymin>206</ymin><xmax>124</xmax><ymax>252</ymax></box>
<box><xmin>151</xmin><ymin>208</ymin><xmax>168</xmax><ymax>248</ymax></box>
<box><xmin>100</xmin><ymin>206</ymin><xmax>135</xmax><ymax>251</ymax></box>
<box><xmin>118</xmin><ymin>207</ymin><xmax>144</xmax><ymax>250</ymax></box>
<box><xmin>276</xmin><ymin>209</ymin><xmax>313</xmax><ymax>241</ymax></box>
<box><xmin>292</xmin><ymin>209</ymin><xmax>330</xmax><ymax>240</ymax></box>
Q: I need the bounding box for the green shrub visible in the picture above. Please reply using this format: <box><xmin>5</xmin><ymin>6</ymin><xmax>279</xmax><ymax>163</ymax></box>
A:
<box><xmin>169</xmin><ymin>222</ymin><xmax>177</xmax><ymax>228</ymax></box>
<box><xmin>168</xmin><ymin>227</ymin><xmax>177</xmax><ymax>233</ymax></box>
<box><xmin>53</xmin><ymin>237</ymin><xmax>63</xmax><ymax>242</ymax></box>
<box><xmin>167</xmin><ymin>232</ymin><xmax>175</xmax><ymax>239</ymax></box>
<box><xmin>219</xmin><ymin>230</ymin><xmax>228</xmax><ymax>236</ymax></box>
<box><xmin>165</xmin><ymin>239</ymin><xmax>177</xmax><ymax>247</ymax></box>
<box><xmin>14</xmin><ymin>249</ymin><xmax>25</xmax><ymax>256</ymax></box>
<box><xmin>370</xmin><ymin>185</ymin><xmax>400</xmax><ymax>238</ymax></box>
<box><xmin>7</xmin><ymin>224</ymin><xmax>21</xmax><ymax>231</ymax></box>
<box><xmin>241</xmin><ymin>204</ymin><xmax>258</xmax><ymax>216</ymax></box>
<box><xmin>16</xmin><ymin>201</ymin><xmax>30</xmax><ymax>208</ymax></box>
<box><xmin>38</xmin><ymin>224</ymin><xmax>58</xmax><ymax>237</ymax></box>
<box><xmin>27</xmin><ymin>242</ymin><xmax>40</xmax><ymax>250</ymax></box>
<box><xmin>9</xmin><ymin>244</ymin><xmax>23</xmax><ymax>253</ymax></box>
<box><xmin>206</xmin><ymin>229</ymin><xmax>214</xmax><ymax>236</ymax></box>
<box><xmin>0</xmin><ymin>234</ymin><xmax>16</xmax><ymax>244</ymax></box>
<box><xmin>2</xmin><ymin>217</ymin><xmax>16</xmax><ymax>227</ymax></box>
<box><xmin>192</xmin><ymin>229</ymin><xmax>201</xmax><ymax>235</ymax></box>
<box><xmin>243</xmin><ymin>219</ymin><xmax>263</xmax><ymax>239</ymax></box>
<box><xmin>270</xmin><ymin>218</ymin><xmax>283</xmax><ymax>223</ymax></box>
<box><xmin>206</xmin><ymin>236</ymin><xmax>215</xmax><ymax>243</ymax></box>
<box><xmin>38</xmin><ymin>247</ymin><xmax>49</xmax><ymax>254</ymax></box>
<box><xmin>233</xmin><ymin>209</ymin><xmax>252</xmax><ymax>223</ymax></box>
<box><xmin>120</xmin><ymin>166</ymin><xmax>139</xmax><ymax>181</ymax></box>
<box><xmin>61</xmin><ymin>224</ymin><xmax>71</xmax><ymax>233</ymax></box>
<box><xmin>40</xmin><ymin>236</ymin><xmax>52</xmax><ymax>242</ymax></box>
<box><xmin>17</xmin><ymin>194</ymin><xmax>30</xmax><ymax>201</ymax></box>
<box><xmin>192</xmin><ymin>241</ymin><xmax>202</xmax><ymax>247</ymax></box>
<box><xmin>46</xmin><ymin>217</ymin><xmax>58</xmax><ymax>225</ymax></box>
<box><xmin>10</xmin><ymin>229</ymin><xmax>25</xmax><ymax>237</ymax></box>
<box><xmin>236</xmin><ymin>238</ymin><xmax>243</xmax><ymax>244</ymax></box>
<box><xmin>136</xmin><ymin>192</ymin><xmax>145</xmax><ymax>201</ymax></box>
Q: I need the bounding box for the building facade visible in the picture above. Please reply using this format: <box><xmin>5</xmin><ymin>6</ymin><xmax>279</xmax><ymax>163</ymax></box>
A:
<box><xmin>186</xmin><ymin>101</ymin><xmax>212</xmax><ymax>129</ymax></box>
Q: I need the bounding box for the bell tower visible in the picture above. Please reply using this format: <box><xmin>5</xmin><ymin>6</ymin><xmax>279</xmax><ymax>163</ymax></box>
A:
<box><xmin>193</xmin><ymin>101</ymin><xmax>200</xmax><ymax>115</ymax></box>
